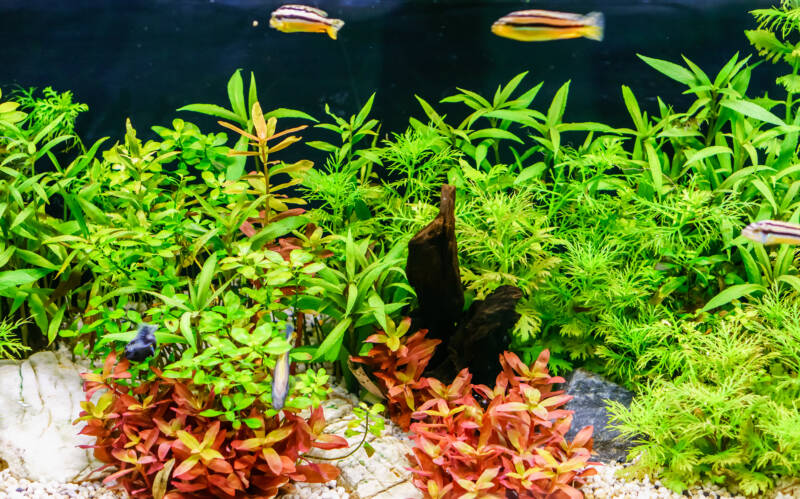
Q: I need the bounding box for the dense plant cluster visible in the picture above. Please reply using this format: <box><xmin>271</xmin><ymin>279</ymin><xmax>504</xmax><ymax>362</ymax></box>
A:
<box><xmin>77</xmin><ymin>352</ymin><xmax>345</xmax><ymax>498</ymax></box>
<box><xmin>5</xmin><ymin>2</ymin><xmax>800</xmax><ymax>496</ymax></box>
<box><xmin>352</xmin><ymin>321</ymin><xmax>596</xmax><ymax>498</ymax></box>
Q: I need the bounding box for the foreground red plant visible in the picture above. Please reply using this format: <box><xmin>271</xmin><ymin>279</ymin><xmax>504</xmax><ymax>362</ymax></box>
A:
<box><xmin>349</xmin><ymin>317</ymin><xmax>440</xmax><ymax>430</ymax></box>
<box><xmin>75</xmin><ymin>352</ymin><xmax>347</xmax><ymax>498</ymax></box>
<box><xmin>352</xmin><ymin>322</ymin><xmax>597</xmax><ymax>499</ymax></box>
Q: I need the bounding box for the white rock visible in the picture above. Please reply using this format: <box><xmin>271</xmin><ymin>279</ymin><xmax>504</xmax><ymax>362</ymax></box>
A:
<box><xmin>0</xmin><ymin>351</ymin><xmax>101</xmax><ymax>483</ymax></box>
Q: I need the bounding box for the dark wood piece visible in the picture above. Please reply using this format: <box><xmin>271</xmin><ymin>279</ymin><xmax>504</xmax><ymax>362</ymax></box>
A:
<box><xmin>406</xmin><ymin>184</ymin><xmax>464</xmax><ymax>341</ymax></box>
<box><xmin>449</xmin><ymin>285</ymin><xmax>523</xmax><ymax>384</ymax></box>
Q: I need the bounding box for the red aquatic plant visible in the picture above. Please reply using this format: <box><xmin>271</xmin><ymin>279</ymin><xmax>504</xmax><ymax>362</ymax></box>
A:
<box><xmin>352</xmin><ymin>321</ymin><xmax>598</xmax><ymax>499</ymax></box>
<box><xmin>407</xmin><ymin>350</ymin><xmax>597</xmax><ymax>498</ymax></box>
<box><xmin>75</xmin><ymin>351</ymin><xmax>347</xmax><ymax>499</ymax></box>
<box><xmin>349</xmin><ymin>317</ymin><xmax>441</xmax><ymax>430</ymax></box>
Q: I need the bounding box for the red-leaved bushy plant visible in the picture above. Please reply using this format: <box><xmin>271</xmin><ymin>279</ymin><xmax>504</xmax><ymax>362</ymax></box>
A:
<box><xmin>76</xmin><ymin>352</ymin><xmax>347</xmax><ymax>498</ymax></box>
<box><xmin>349</xmin><ymin>317</ymin><xmax>440</xmax><ymax>430</ymax></box>
<box><xmin>352</xmin><ymin>320</ymin><xmax>597</xmax><ymax>499</ymax></box>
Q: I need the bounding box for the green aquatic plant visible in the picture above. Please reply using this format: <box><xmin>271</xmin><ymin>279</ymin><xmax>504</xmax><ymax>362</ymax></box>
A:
<box><xmin>13</xmin><ymin>86</ymin><xmax>87</xmax><ymax>146</ymax></box>
<box><xmin>0</xmin><ymin>317</ymin><xmax>30</xmax><ymax>359</ymax></box>
<box><xmin>179</xmin><ymin>69</ymin><xmax>316</xmax><ymax>180</ymax></box>
<box><xmin>609</xmin><ymin>292</ymin><xmax>800</xmax><ymax>495</ymax></box>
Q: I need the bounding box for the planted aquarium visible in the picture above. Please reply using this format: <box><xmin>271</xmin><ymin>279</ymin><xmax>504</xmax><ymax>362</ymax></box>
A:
<box><xmin>4</xmin><ymin>0</ymin><xmax>800</xmax><ymax>498</ymax></box>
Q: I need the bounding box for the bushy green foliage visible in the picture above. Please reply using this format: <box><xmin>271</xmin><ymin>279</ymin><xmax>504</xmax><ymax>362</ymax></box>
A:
<box><xmin>609</xmin><ymin>290</ymin><xmax>800</xmax><ymax>495</ymax></box>
<box><xmin>14</xmin><ymin>86</ymin><xmax>87</xmax><ymax>144</ymax></box>
<box><xmin>0</xmin><ymin>317</ymin><xmax>30</xmax><ymax>359</ymax></box>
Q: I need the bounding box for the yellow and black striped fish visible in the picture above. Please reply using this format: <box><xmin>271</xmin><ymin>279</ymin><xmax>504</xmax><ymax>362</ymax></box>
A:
<box><xmin>742</xmin><ymin>220</ymin><xmax>800</xmax><ymax>245</ymax></box>
<box><xmin>491</xmin><ymin>9</ymin><xmax>604</xmax><ymax>42</ymax></box>
<box><xmin>269</xmin><ymin>4</ymin><xmax>345</xmax><ymax>40</ymax></box>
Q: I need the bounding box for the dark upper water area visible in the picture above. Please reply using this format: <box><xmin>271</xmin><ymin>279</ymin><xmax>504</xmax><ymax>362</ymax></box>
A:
<box><xmin>0</xmin><ymin>0</ymin><xmax>777</xmax><ymax>144</ymax></box>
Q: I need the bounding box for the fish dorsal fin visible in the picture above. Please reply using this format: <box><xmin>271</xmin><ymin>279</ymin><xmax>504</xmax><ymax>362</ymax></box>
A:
<box><xmin>280</xmin><ymin>4</ymin><xmax>328</xmax><ymax>17</ymax></box>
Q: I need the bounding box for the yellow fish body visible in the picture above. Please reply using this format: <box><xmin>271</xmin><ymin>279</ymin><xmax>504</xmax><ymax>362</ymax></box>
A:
<box><xmin>742</xmin><ymin>220</ymin><xmax>800</xmax><ymax>245</ymax></box>
<box><xmin>491</xmin><ymin>9</ymin><xmax>604</xmax><ymax>42</ymax></box>
<box><xmin>269</xmin><ymin>4</ymin><xmax>345</xmax><ymax>40</ymax></box>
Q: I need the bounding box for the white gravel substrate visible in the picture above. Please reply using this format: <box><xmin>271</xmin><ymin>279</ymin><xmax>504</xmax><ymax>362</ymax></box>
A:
<box><xmin>0</xmin><ymin>468</ymin><xmax>349</xmax><ymax>499</ymax></box>
<box><xmin>3</xmin><ymin>455</ymin><xmax>800</xmax><ymax>499</ymax></box>
<box><xmin>582</xmin><ymin>462</ymin><xmax>800</xmax><ymax>499</ymax></box>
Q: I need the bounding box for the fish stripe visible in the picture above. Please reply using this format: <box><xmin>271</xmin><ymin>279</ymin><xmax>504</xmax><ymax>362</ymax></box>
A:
<box><xmin>273</xmin><ymin>12</ymin><xmax>335</xmax><ymax>26</ymax></box>
<box><xmin>501</xmin><ymin>10</ymin><xmax>585</xmax><ymax>21</ymax></box>
<box><xmin>275</xmin><ymin>4</ymin><xmax>328</xmax><ymax>17</ymax></box>
<box><xmin>499</xmin><ymin>20</ymin><xmax>587</xmax><ymax>29</ymax></box>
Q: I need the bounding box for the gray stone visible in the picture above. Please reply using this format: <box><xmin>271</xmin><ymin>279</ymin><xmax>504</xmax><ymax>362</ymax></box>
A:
<box><xmin>0</xmin><ymin>350</ymin><xmax>102</xmax><ymax>483</ymax></box>
<box><xmin>562</xmin><ymin>368</ymin><xmax>635</xmax><ymax>462</ymax></box>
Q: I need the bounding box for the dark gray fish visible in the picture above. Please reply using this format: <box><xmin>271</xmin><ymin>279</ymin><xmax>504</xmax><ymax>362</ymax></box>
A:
<box><xmin>124</xmin><ymin>323</ymin><xmax>158</xmax><ymax>362</ymax></box>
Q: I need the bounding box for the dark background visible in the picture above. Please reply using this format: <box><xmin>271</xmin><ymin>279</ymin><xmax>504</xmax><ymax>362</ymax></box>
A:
<box><xmin>0</xmin><ymin>0</ymin><xmax>777</xmax><ymax>144</ymax></box>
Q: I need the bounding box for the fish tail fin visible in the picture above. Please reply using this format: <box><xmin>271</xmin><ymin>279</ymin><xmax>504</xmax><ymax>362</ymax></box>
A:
<box><xmin>583</xmin><ymin>11</ymin><xmax>604</xmax><ymax>41</ymax></box>
<box><xmin>327</xmin><ymin>19</ymin><xmax>345</xmax><ymax>40</ymax></box>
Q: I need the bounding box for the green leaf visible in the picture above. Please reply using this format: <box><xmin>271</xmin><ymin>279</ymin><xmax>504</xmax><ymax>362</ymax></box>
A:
<box><xmin>195</xmin><ymin>253</ymin><xmax>218</xmax><ymax>308</ymax></box>
<box><xmin>0</xmin><ymin>268</ymin><xmax>53</xmax><ymax>294</ymax></box>
<box><xmin>645</xmin><ymin>141</ymin><xmax>663</xmax><ymax>194</ymax></box>
<box><xmin>263</xmin><ymin>108</ymin><xmax>318</xmax><ymax>122</ymax></box>
<box><xmin>468</xmin><ymin>128</ymin><xmax>523</xmax><ymax>143</ymax></box>
<box><xmin>313</xmin><ymin>317</ymin><xmax>352</xmax><ymax>362</ymax></box>
<box><xmin>546</xmin><ymin>81</ymin><xmax>570</xmax><ymax>127</ymax></box>
<box><xmin>178</xmin><ymin>104</ymin><xmax>241</xmax><ymax>124</ymax></box>
<box><xmin>777</xmin><ymin>275</ymin><xmax>800</xmax><ymax>293</ymax></box>
<box><xmin>354</xmin><ymin>94</ymin><xmax>375</xmax><ymax>129</ymax></box>
<box><xmin>14</xmin><ymin>249</ymin><xmax>58</xmax><ymax>271</ymax></box>
<box><xmin>720</xmin><ymin>99</ymin><xmax>786</xmax><ymax>126</ymax></box>
<box><xmin>494</xmin><ymin>71</ymin><xmax>528</xmax><ymax>107</ymax></box>
<box><xmin>699</xmin><ymin>283</ymin><xmax>766</xmax><ymax>313</ymax></box>
<box><xmin>248</xmin><ymin>71</ymin><xmax>259</xmax><ymax>116</ymax></box>
<box><xmin>226</xmin><ymin>134</ymin><xmax>249</xmax><ymax>181</ymax></box>
<box><xmin>228</xmin><ymin>69</ymin><xmax>246</xmax><ymax>121</ymax></box>
<box><xmin>47</xmin><ymin>305</ymin><xmax>66</xmax><ymax>344</ymax></box>
<box><xmin>637</xmin><ymin>54</ymin><xmax>696</xmax><ymax>86</ymax></box>
<box><xmin>180</xmin><ymin>312</ymin><xmax>196</xmax><ymax>350</ymax></box>
<box><xmin>250</xmin><ymin>216</ymin><xmax>310</xmax><ymax>250</ymax></box>
<box><xmin>621</xmin><ymin>85</ymin><xmax>644</xmax><ymax>132</ymax></box>
<box><xmin>683</xmin><ymin>146</ymin><xmax>733</xmax><ymax>167</ymax></box>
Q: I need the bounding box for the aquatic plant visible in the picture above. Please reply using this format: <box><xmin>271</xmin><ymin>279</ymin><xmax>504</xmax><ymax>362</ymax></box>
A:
<box><xmin>76</xmin><ymin>351</ymin><xmax>346</xmax><ymax>499</ymax></box>
<box><xmin>351</xmin><ymin>319</ymin><xmax>596</xmax><ymax>498</ymax></box>
<box><xmin>349</xmin><ymin>317</ymin><xmax>440</xmax><ymax>430</ymax></box>
<box><xmin>608</xmin><ymin>291</ymin><xmax>800</xmax><ymax>495</ymax></box>
<box><xmin>300</xmin><ymin>231</ymin><xmax>414</xmax><ymax>386</ymax></box>
<box><xmin>13</xmin><ymin>86</ymin><xmax>87</xmax><ymax>145</ymax></box>
<box><xmin>408</xmin><ymin>352</ymin><xmax>596</xmax><ymax>499</ymax></box>
<box><xmin>0</xmin><ymin>317</ymin><xmax>30</xmax><ymax>359</ymax></box>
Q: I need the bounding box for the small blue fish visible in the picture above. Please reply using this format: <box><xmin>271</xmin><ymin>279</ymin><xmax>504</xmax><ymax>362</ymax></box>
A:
<box><xmin>124</xmin><ymin>323</ymin><xmax>158</xmax><ymax>362</ymax></box>
<box><xmin>271</xmin><ymin>321</ymin><xmax>294</xmax><ymax>410</ymax></box>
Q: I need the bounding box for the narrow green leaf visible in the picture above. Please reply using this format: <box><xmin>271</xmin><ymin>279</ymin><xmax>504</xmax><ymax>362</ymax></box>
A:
<box><xmin>699</xmin><ymin>284</ymin><xmax>765</xmax><ymax>313</ymax></box>
<box><xmin>178</xmin><ymin>104</ymin><xmax>241</xmax><ymax>124</ymax></box>
<box><xmin>313</xmin><ymin>317</ymin><xmax>352</xmax><ymax>361</ymax></box>
<box><xmin>263</xmin><ymin>108</ymin><xmax>318</xmax><ymax>122</ymax></box>
<box><xmin>683</xmin><ymin>146</ymin><xmax>733</xmax><ymax>166</ymax></box>
<box><xmin>354</xmin><ymin>94</ymin><xmax>375</xmax><ymax>129</ymax></box>
<box><xmin>195</xmin><ymin>252</ymin><xmax>218</xmax><ymax>308</ymax></box>
<box><xmin>546</xmin><ymin>81</ymin><xmax>570</xmax><ymax>127</ymax></box>
<box><xmin>47</xmin><ymin>305</ymin><xmax>66</xmax><ymax>344</ymax></box>
<box><xmin>250</xmin><ymin>215</ymin><xmax>309</xmax><ymax>250</ymax></box>
<box><xmin>228</xmin><ymin>69</ymin><xmax>246</xmax><ymax>121</ymax></box>
<box><xmin>637</xmin><ymin>54</ymin><xmax>696</xmax><ymax>86</ymax></box>
<box><xmin>721</xmin><ymin>99</ymin><xmax>786</xmax><ymax>126</ymax></box>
